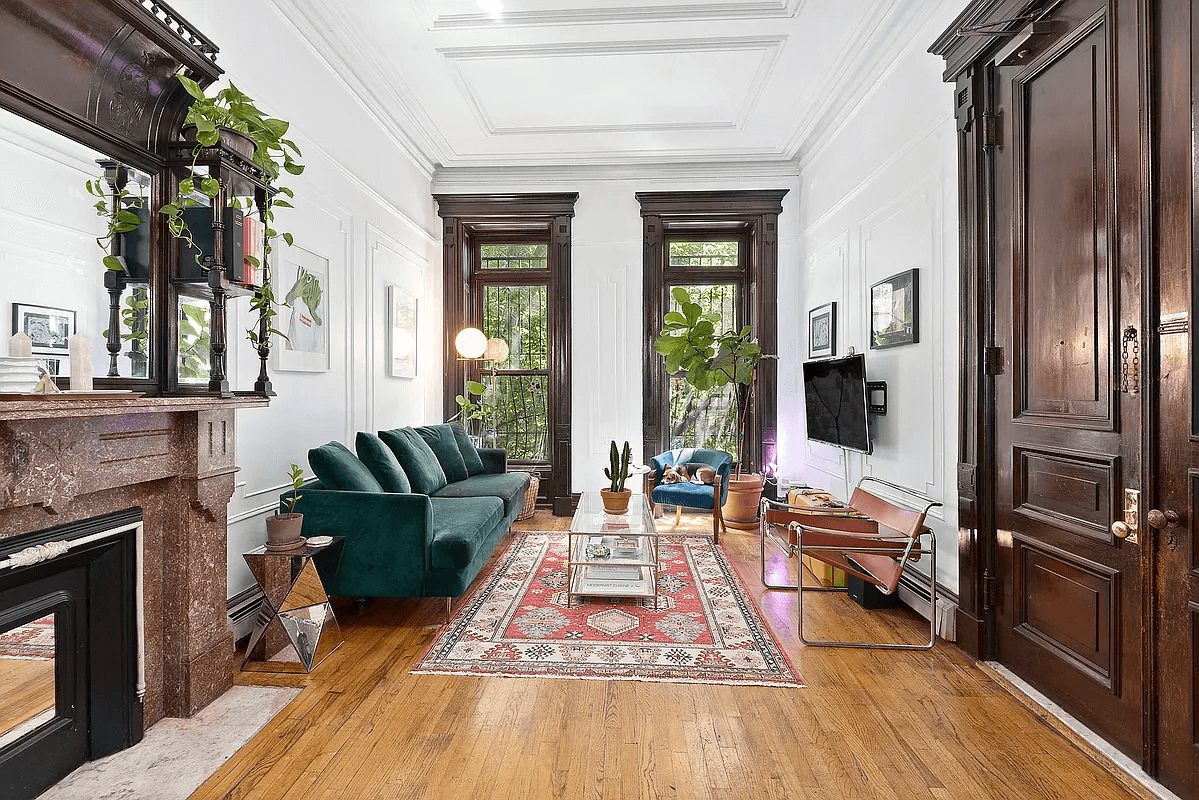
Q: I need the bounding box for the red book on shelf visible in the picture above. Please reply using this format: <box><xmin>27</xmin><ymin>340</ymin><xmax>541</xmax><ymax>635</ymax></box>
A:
<box><xmin>243</xmin><ymin>215</ymin><xmax>263</xmax><ymax>286</ymax></box>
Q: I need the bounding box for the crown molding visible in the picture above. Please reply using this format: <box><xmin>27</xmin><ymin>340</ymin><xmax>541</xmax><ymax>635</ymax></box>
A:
<box><xmin>419</xmin><ymin>0</ymin><xmax>805</xmax><ymax>29</ymax></box>
<box><xmin>440</xmin><ymin>37</ymin><xmax>785</xmax><ymax>137</ymax></box>
<box><xmin>783</xmin><ymin>0</ymin><xmax>943</xmax><ymax>163</ymax></box>
<box><xmin>267</xmin><ymin>0</ymin><xmax>447</xmax><ymax>176</ymax></box>
<box><xmin>431</xmin><ymin>158</ymin><xmax>799</xmax><ymax>189</ymax></box>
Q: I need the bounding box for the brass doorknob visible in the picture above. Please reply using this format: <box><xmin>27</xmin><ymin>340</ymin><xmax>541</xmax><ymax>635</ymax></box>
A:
<box><xmin>1147</xmin><ymin>509</ymin><xmax>1180</xmax><ymax>530</ymax></box>
<box><xmin>1111</xmin><ymin>521</ymin><xmax>1132</xmax><ymax>539</ymax></box>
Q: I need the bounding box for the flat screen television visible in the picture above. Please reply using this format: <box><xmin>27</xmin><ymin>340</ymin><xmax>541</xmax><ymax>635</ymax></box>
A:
<box><xmin>802</xmin><ymin>354</ymin><xmax>872</xmax><ymax>454</ymax></box>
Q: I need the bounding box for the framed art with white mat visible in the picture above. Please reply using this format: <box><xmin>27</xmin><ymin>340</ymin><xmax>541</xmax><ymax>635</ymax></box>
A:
<box><xmin>808</xmin><ymin>301</ymin><xmax>835</xmax><ymax>359</ymax></box>
<box><xmin>272</xmin><ymin>246</ymin><xmax>330</xmax><ymax>372</ymax></box>
<box><xmin>387</xmin><ymin>285</ymin><xmax>417</xmax><ymax>379</ymax></box>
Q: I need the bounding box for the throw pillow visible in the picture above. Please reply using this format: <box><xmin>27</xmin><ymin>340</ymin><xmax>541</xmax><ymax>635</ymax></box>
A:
<box><xmin>449</xmin><ymin>423</ymin><xmax>486</xmax><ymax>475</ymax></box>
<box><xmin>308</xmin><ymin>441</ymin><xmax>384</xmax><ymax>493</ymax></box>
<box><xmin>415</xmin><ymin>424</ymin><xmax>469</xmax><ymax>483</ymax></box>
<box><xmin>379</xmin><ymin>428</ymin><xmax>448</xmax><ymax>494</ymax></box>
<box><xmin>355</xmin><ymin>432</ymin><xmax>412</xmax><ymax>493</ymax></box>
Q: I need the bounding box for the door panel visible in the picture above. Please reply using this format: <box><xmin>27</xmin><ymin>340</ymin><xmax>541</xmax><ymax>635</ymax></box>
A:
<box><xmin>992</xmin><ymin>0</ymin><xmax>1143</xmax><ymax>758</ymax></box>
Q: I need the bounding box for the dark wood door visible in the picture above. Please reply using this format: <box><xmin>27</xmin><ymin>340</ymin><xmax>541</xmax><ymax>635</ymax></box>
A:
<box><xmin>1152</xmin><ymin>0</ymin><xmax>1199</xmax><ymax>792</ymax></box>
<box><xmin>990</xmin><ymin>0</ymin><xmax>1145</xmax><ymax>758</ymax></box>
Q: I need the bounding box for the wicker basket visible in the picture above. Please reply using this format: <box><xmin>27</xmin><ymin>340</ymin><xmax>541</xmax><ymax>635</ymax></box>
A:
<box><xmin>514</xmin><ymin>473</ymin><xmax>539</xmax><ymax>521</ymax></box>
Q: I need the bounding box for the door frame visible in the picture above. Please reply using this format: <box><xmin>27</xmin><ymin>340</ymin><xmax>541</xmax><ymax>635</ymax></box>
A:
<box><xmin>931</xmin><ymin>0</ymin><xmax>1158</xmax><ymax>769</ymax></box>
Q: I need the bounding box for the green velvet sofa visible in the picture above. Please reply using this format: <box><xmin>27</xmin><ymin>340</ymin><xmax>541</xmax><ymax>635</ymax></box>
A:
<box><xmin>283</xmin><ymin>423</ymin><xmax>531</xmax><ymax>605</ymax></box>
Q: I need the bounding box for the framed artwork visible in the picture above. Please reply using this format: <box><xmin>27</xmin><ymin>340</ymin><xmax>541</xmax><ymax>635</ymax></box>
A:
<box><xmin>808</xmin><ymin>301</ymin><xmax>836</xmax><ymax>359</ymax></box>
<box><xmin>388</xmin><ymin>285</ymin><xmax>417</xmax><ymax>379</ymax></box>
<box><xmin>272</xmin><ymin>247</ymin><xmax>331</xmax><ymax>372</ymax></box>
<box><xmin>12</xmin><ymin>303</ymin><xmax>75</xmax><ymax>355</ymax></box>
<box><xmin>870</xmin><ymin>268</ymin><xmax>920</xmax><ymax>349</ymax></box>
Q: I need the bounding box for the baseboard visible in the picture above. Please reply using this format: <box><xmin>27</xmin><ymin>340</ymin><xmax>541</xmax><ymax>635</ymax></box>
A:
<box><xmin>895</xmin><ymin>570</ymin><xmax>958</xmax><ymax>641</ymax></box>
<box><xmin>980</xmin><ymin>662</ymin><xmax>1181</xmax><ymax>800</ymax></box>
<box><xmin>227</xmin><ymin>585</ymin><xmax>265</xmax><ymax>642</ymax></box>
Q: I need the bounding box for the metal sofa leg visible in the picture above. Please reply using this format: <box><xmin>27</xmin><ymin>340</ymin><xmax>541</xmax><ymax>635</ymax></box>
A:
<box><xmin>353</xmin><ymin>596</ymin><xmax>373</xmax><ymax>611</ymax></box>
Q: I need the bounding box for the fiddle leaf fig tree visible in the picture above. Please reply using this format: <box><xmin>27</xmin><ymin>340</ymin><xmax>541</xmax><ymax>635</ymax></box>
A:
<box><xmin>653</xmin><ymin>286</ymin><xmax>763</xmax><ymax>473</ymax></box>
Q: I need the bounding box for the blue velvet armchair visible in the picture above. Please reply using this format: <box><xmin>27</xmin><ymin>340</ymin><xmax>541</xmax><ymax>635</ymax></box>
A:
<box><xmin>645</xmin><ymin>448</ymin><xmax>734</xmax><ymax>542</ymax></box>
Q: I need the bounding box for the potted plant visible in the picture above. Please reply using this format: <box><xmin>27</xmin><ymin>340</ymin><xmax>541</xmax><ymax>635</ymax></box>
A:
<box><xmin>265</xmin><ymin>464</ymin><xmax>305</xmax><ymax>548</ymax></box>
<box><xmin>653</xmin><ymin>286</ymin><xmax>767</xmax><ymax>526</ymax></box>
<box><xmin>454</xmin><ymin>380</ymin><xmax>494</xmax><ymax>445</ymax></box>
<box><xmin>601</xmin><ymin>440</ymin><xmax>633</xmax><ymax>514</ymax></box>
<box><xmin>166</xmin><ymin>75</ymin><xmax>304</xmax><ymax>353</ymax></box>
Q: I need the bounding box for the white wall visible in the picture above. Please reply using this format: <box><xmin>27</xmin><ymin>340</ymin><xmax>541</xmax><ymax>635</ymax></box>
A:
<box><xmin>784</xmin><ymin>0</ymin><xmax>962</xmax><ymax>592</ymax></box>
<box><xmin>431</xmin><ymin>173</ymin><xmax>801</xmax><ymax>498</ymax></box>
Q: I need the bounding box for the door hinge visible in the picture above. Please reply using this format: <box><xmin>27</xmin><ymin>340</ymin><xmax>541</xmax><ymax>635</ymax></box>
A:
<box><xmin>982</xmin><ymin>112</ymin><xmax>1002</xmax><ymax>148</ymax></box>
<box><xmin>983</xmin><ymin>572</ymin><xmax>999</xmax><ymax>609</ymax></box>
<box><xmin>984</xmin><ymin>346</ymin><xmax>1005</xmax><ymax>375</ymax></box>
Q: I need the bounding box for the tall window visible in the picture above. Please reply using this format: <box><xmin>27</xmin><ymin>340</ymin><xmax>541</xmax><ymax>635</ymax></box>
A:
<box><xmin>476</xmin><ymin>244</ymin><xmax>550</xmax><ymax>462</ymax></box>
<box><xmin>665</xmin><ymin>238</ymin><xmax>746</xmax><ymax>456</ymax></box>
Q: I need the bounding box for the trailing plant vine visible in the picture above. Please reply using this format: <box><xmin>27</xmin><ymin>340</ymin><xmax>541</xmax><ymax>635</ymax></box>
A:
<box><xmin>85</xmin><ymin>175</ymin><xmax>145</xmax><ymax>273</ymax></box>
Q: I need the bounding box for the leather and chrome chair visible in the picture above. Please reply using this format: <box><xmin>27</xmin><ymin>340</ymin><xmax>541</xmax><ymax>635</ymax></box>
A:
<box><xmin>644</xmin><ymin>448</ymin><xmax>733</xmax><ymax>542</ymax></box>
<box><xmin>760</xmin><ymin>476</ymin><xmax>941</xmax><ymax>649</ymax></box>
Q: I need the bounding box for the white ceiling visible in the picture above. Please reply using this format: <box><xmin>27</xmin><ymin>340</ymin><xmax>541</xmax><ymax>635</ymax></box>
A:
<box><xmin>271</xmin><ymin>0</ymin><xmax>947</xmax><ymax>178</ymax></box>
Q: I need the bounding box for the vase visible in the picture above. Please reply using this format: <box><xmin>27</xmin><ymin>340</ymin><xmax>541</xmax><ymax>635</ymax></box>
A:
<box><xmin>265</xmin><ymin>513</ymin><xmax>304</xmax><ymax>549</ymax></box>
<box><xmin>600</xmin><ymin>489</ymin><xmax>631</xmax><ymax>514</ymax></box>
<box><xmin>722</xmin><ymin>473</ymin><xmax>764</xmax><ymax>530</ymax></box>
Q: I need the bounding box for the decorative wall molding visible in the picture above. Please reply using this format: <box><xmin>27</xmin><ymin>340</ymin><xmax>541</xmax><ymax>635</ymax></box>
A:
<box><xmin>590</xmin><ymin>272</ymin><xmax>629</xmax><ymax>456</ymax></box>
<box><xmin>267</xmin><ymin>0</ymin><xmax>447</xmax><ymax>176</ymax></box>
<box><xmin>418</xmin><ymin>0</ymin><xmax>805</xmax><ymax>29</ymax></box>
<box><xmin>440</xmin><ymin>37</ymin><xmax>784</xmax><ymax>137</ymax></box>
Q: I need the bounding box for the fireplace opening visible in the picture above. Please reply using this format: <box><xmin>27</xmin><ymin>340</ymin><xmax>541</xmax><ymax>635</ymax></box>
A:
<box><xmin>0</xmin><ymin>509</ymin><xmax>144</xmax><ymax>800</ymax></box>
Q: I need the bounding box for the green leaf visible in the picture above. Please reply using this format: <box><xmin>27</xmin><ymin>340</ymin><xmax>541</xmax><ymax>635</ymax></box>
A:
<box><xmin>653</xmin><ymin>336</ymin><xmax>680</xmax><ymax>356</ymax></box>
<box><xmin>116</xmin><ymin>209</ymin><xmax>142</xmax><ymax>225</ymax></box>
<box><xmin>272</xmin><ymin>199</ymin><xmax>293</xmax><ymax>209</ymax></box>
<box><xmin>465</xmin><ymin>380</ymin><xmax>487</xmax><ymax>395</ymax></box>
<box><xmin>177</xmin><ymin>73</ymin><xmax>206</xmax><ymax>100</ymax></box>
<box><xmin>282</xmin><ymin>232</ymin><xmax>294</xmax><ymax>246</ymax></box>
<box><xmin>200</xmin><ymin>177</ymin><xmax>220</xmax><ymax>197</ymax></box>
<box><xmin>102</xmin><ymin>255</ymin><xmax>126</xmax><ymax>271</ymax></box>
<box><xmin>179</xmin><ymin>178</ymin><xmax>195</xmax><ymax>195</ymax></box>
<box><xmin>283</xmin><ymin>162</ymin><xmax>305</xmax><ymax>175</ymax></box>
<box><xmin>196</xmin><ymin>128</ymin><xmax>220</xmax><ymax>147</ymax></box>
<box><xmin>160</xmin><ymin>203</ymin><xmax>180</xmax><ymax>216</ymax></box>
<box><xmin>670</xmin><ymin>286</ymin><xmax>691</xmax><ymax>307</ymax></box>
<box><xmin>663</xmin><ymin>311</ymin><xmax>687</xmax><ymax>326</ymax></box>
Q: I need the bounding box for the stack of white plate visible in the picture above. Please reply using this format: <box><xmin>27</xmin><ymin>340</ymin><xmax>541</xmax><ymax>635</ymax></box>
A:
<box><xmin>0</xmin><ymin>357</ymin><xmax>43</xmax><ymax>393</ymax></box>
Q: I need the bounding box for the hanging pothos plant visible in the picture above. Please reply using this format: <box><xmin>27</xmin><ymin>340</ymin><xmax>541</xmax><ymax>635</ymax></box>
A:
<box><xmin>165</xmin><ymin>73</ymin><xmax>305</xmax><ymax>350</ymax></box>
<box><xmin>85</xmin><ymin>174</ymin><xmax>146</xmax><ymax>273</ymax></box>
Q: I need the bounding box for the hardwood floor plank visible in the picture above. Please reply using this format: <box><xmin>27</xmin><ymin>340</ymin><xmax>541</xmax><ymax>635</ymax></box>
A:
<box><xmin>188</xmin><ymin>512</ymin><xmax>1139</xmax><ymax>800</ymax></box>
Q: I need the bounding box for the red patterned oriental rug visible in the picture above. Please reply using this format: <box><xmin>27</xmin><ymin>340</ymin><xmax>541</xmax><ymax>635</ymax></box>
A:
<box><xmin>0</xmin><ymin>614</ymin><xmax>55</xmax><ymax>660</ymax></box>
<box><xmin>413</xmin><ymin>532</ymin><xmax>803</xmax><ymax>687</ymax></box>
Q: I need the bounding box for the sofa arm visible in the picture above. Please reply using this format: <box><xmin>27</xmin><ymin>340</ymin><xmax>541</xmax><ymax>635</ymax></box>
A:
<box><xmin>289</xmin><ymin>489</ymin><xmax>434</xmax><ymax>598</ymax></box>
<box><xmin>478</xmin><ymin>447</ymin><xmax>507</xmax><ymax>474</ymax></box>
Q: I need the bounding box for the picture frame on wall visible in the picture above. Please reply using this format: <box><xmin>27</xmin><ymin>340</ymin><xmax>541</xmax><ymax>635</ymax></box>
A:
<box><xmin>388</xmin><ymin>285</ymin><xmax>417</xmax><ymax>379</ymax></box>
<box><xmin>870</xmin><ymin>268</ymin><xmax>919</xmax><ymax>349</ymax></box>
<box><xmin>271</xmin><ymin>246</ymin><xmax>331</xmax><ymax>373</ymax></box>
<box><xmin>808</xmin><ymin>302</ymin><xmax>836</xmax><ymax>359</ymax></box>
<box><xmin>12</xmin><ymin>303</ymin><xmax>75</xmax><ymax>355</ymax></box>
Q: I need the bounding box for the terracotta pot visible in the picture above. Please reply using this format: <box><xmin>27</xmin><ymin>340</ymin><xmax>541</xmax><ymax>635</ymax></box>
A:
<box><xmin>265</xmin><ymin>513</ymin><xmax>304</xmax><ymax>547</ymax></box>
<box><xmin>182</xmin><ymin>124</ymin><xmax>257</xmax><ymax>160</ymax></box>
<box><xmin>600</xmin><ymin>488</ymin><xmax>631</xmax><ymax>514</ymax></box>
<box><xmin>722</xmin><ymin>473</ymin><xmax>764</xmax><ymax>529</ymax></box>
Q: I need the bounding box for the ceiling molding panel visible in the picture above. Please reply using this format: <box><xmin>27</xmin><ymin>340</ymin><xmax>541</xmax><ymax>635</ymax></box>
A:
<box><xmin>439</xmin><ymin>37</ymin><xmax>785</xmax><ymax>136</ymax></box>
<box><xmin>418</xmin><ymin>0</ymin><xmax>805</xmax><ymax>29</ymax></box>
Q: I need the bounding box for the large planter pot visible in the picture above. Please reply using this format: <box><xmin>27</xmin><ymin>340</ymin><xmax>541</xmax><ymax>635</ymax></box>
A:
<box><xmin>182</xmin><ymin>124</ymin><xmax>257</xmax><ymax>160</ymax></box>
<box><xmin>265</xmin><ymin>513</ymin><xmax>304</xmax><ymax>550</ymax></box>
<box><xmin>600</xmin><ymin>488</ymin><xmax>631</xmax><ymax>514</ymax></box>
<box><xmin>722</xmin><ymin>473</ymin><xmax>764</xmax><ymax>530</ymax></box>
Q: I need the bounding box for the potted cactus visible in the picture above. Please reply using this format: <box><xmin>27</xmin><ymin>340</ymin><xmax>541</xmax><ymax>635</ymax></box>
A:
<box><xmin>265</xmin><ymin>464</ymin><xmax>305</xmax><ymax>549</ymax></box>
<box><xmin>601</xmin><ymin>440</ymin><xmax>633</xmax><ymax>514</ymax></box>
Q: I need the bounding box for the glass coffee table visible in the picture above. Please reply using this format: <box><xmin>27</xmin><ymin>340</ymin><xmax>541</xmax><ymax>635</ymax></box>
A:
<box><xmin>568</xmin><ymin>492</ymin><xmax>660</xmax><ymax>609</ymax></box>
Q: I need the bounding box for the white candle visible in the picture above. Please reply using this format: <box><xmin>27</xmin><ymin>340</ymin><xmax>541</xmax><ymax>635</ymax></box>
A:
<box><xmin>69</xmin><ymin>334</ymin><xmax>93</xmax><ymax>392</ymax></box>
<box><xmin>7</xmin><ymin>332</ymin><xmax>32</xmax><ymax>358</ymax></box>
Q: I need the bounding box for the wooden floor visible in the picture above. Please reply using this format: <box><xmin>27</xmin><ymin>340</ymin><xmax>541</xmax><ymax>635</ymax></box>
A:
<box><xmin>192</xmin><ymin>511</ymin><xmax>1137</xmax><ymax>800</ymax></box>
<box><xmin>0</xmin><ymin>657</ymin><xmax>54</xmax><ymax>739</ymax></box>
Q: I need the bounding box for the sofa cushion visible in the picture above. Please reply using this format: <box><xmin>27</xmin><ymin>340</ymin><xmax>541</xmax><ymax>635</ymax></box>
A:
<box><xmin>308</xmin><ymin>441</ymin><xmax>384</xmax><ymax>493</ymax></box>
<box><xmin>429</xmin><ymin>496</ymin><xmax>504</xmax><ymax>571</ymax></box>
<box><xmin>415</xmin><ymin>424</ymin><xmax>469</xmax><ymax>483</ymax></box>
<box><xmin>379</xmin><ymin>428</ymin><xmax>447</xmax><ymax>495</ymax></box>
<box><xmin>449</xmin><ymin>423</ymin><xmax>486</xmax><ymax>476</ymax></box>
<box><xmin>355</xmin><ymin>432</ymin><xmax>412</xmax><ymax>493</ymax></box>
<box><xmin>651</xmin><ymin>481</ymin><xmax>717</xmax><ymax>510</ymax></box>
<box><xmin>433</xmin><ymin>472</ymin><xmax>530</xmax><ymax>517</ymax></box>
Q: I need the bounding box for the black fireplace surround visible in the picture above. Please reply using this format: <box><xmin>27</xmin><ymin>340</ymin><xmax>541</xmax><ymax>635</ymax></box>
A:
<box><xmin>0</xmin><ymin>508</ymin><xmax>144</xmax><ymax>800</ymax></box>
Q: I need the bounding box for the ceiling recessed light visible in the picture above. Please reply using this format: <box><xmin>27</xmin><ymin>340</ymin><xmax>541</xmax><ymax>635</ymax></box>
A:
<box><xmin>477</xmin><ymin>0</ymin><xmax>503</xmax><ymax>19</ymax></box>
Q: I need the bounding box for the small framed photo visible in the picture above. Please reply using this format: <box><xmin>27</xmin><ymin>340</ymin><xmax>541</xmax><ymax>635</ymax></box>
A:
<box><xmin>808</xmin><ymin>302</ymin><xmax>836</xmax><ymax>359</ymax></box>
<box><xmin>388</xmin><ymin>285</ymin><xmax>417</xmax><ymax>379</ymax></box>
<box><xmin>12</xmin><ymin>303</ymin><xmax>75</xmax><ymax>355</ymax></box>
<box><xmin>870</xmin><ymin>268</ymin><xmax>920</xmax><ymax>349</ymax></box>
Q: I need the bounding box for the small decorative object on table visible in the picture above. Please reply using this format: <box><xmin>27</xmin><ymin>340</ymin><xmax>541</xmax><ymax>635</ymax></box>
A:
<box><xmin>585</xmin><ymin>539</ymin><xmax>611</xmax><ymax>560</ymax></box>
<box><xmin>600</xmin><ymin>439</ymin><xmax>632</xmax><ymax>514</ymax></box>
<box><xmin>265</xmin><ymin>463</ymin><xmax>305</xmax><ymax>551</ymax></box>
<box><xmin>68</xmin><ymin>334</ymin><xmax>93</xmax><ymax>391</ymax></box>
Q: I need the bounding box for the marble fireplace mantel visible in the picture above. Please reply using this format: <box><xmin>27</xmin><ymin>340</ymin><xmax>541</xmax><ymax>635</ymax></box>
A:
<box><xmin>0</xmin><ymin>395</ymin><xmax>268</xmax><ymax>726</ymax></box>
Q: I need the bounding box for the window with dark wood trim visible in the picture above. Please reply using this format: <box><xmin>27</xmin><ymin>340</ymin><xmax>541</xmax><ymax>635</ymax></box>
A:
<box><xmin>637</xmin><ymin>190</ymin><xmax>787</xmax><ymax>486</ymax></box>
<box><xmin>434</xmin><ymin>194</ymin><xmax>578</xmax><ymax>515</ymax></box>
